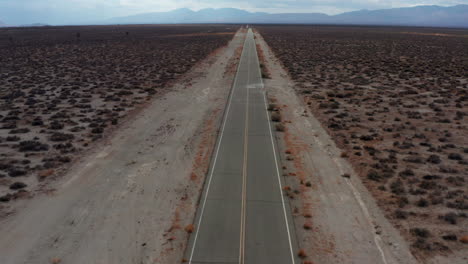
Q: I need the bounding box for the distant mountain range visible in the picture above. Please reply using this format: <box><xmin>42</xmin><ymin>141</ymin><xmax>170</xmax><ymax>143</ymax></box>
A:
<box><xmin>0</xmin><ymin>21</ymin><xmax>48</xmax><ymax>27</ymax></box>
<box><xmin>1</xmin><ymin>5</ymin><xmax>467</xmax><ymax>28</ymax></box>
<box><xmin>20</xmin><ymin>23</ymin><xmax>49</xmax><ymax>27</ymax></box>
<box><xmin>106</xmin><ymin>5</ymin><xmax>468</xmax><ymax>28</ymax></box>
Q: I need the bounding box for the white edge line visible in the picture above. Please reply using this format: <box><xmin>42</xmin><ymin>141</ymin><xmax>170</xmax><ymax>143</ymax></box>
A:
<box><xmin>188</xmin><ymin>28</ymin><xmax>249</xmax><ymax>264</ymax></box>
<box><xmin>252</xmin><ymin>29</ymin><xmax>296</xmax><ymax>264</ymax></box>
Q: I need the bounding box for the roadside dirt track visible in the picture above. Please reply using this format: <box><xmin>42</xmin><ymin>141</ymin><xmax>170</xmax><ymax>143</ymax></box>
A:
<box><xmin>0</xmin><ymin>29</ymin><xmax>245</xmax><ymax>264</ymax></box>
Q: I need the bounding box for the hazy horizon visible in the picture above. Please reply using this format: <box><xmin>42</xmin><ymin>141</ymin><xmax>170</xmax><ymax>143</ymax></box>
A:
<box><xmin>1</xmin><ymin>0</ymin><xmax>467</xmax><ymax>25</ymax></box>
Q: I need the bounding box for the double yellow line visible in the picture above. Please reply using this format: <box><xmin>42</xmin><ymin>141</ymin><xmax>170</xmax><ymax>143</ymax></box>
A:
<box><xmin>239</xmin><ymin>32</ymin><xmax>252</xmax><ymax>264</ymax></box>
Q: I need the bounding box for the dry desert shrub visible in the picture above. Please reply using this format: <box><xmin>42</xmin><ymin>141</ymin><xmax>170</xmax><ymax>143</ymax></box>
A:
<box><xmin>297</xmin><ymin>249</ymin><xmax>307</xmax><ymax>258</ymax></box>
<box><xmin>258</xmin><ymin>25</ymin><xmax>468</xmax><ymax>258</ymax></box>
<box><xmin>275</xmin><ymin>123</ymin><xmax>285</xmax><ymax>132</ymax></box>
<box><xmin>184</xmin><ymin>224</ymin><xmax>195</xmax><ymax>234</ymax></box>
<box><xmin>271</xmin><ymin>112</ymin><xmax>282</xmax><ymax>122</ymax></box>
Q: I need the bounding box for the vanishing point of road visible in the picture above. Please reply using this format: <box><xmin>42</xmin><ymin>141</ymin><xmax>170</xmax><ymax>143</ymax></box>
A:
<box><xmin>184</xmin><ymin>28</ymin><xmax>300</xmax><ymax>264</ymax></box>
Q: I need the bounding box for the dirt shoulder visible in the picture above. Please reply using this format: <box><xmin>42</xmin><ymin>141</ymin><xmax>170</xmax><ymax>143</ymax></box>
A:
<box><xmin>255</xmin><ymin>30</ymin><xmax>419</xmax><ymax>264</ymax></box>
<box><xmin>0</xmin><ymin>28</ymin><xmax>246</xmax><ymax>264</ymax></box>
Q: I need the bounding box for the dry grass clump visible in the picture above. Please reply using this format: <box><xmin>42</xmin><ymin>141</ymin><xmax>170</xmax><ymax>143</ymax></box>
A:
<box><xmin>460</xmin><ymin>236</ymin><xmax>468</xmax><ymax>244</ymax></box>
<box><xmin>267</xmin><ymin>103</ymin><xmax>277</xmax><ymax>111</ymax></box>
<box><xmin>50</xmin><ymin>258</ymin><xmax>61</xmax><ymax>264</ymax></box>
<box><xmin>37</xmin><ymin>169</ymin><xmax>55</xmax><ymax>181</ymax></box>
<box><xmin>297</xmin><ymin>249</ymin><xmax>307</xmax><ymax>258</ymax></box>
<box><xmin>271</xmin><ymin>112</ymin><xmax>282</xmax><ymax>122</ymax></box>
<box><xmin>184</xmin><ymin>224</ymin><xmax>195</xmax><ymax>234</ymax></box>
<box><xmin>275</xmin><ymin>123</ymin><xmax>285</xmax><ymax>132</ymax></box>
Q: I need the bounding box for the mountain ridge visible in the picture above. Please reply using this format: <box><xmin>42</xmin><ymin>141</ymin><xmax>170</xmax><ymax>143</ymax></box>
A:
<box><xmin>106</xmin><ymin>5</ymin><xmax>468</xmax><ymax>28</ymax></box>
<box><xmin>1</xmin><ymin>5</ymin><xmax>467</xmax><ymax>28</ymax></box>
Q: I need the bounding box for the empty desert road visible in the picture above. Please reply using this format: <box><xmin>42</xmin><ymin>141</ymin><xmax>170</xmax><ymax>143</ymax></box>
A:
<box><xmin>184</xmin><ymin>29</ymin><xmax>299</xmax><ymax>264</ymax></box>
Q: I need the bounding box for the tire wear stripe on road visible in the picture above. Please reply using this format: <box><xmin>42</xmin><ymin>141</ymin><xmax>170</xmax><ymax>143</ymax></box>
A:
<box><xmin>185</xmin><ymin>28</ymin><xmax>298</xmax><ymax>264</ymax></box>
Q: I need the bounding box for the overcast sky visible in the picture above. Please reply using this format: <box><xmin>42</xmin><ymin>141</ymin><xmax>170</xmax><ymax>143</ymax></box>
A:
<box><xmin>0</xmin><ymin>0</ymin><xmax>466</xmax><ymax>25</ymax></box>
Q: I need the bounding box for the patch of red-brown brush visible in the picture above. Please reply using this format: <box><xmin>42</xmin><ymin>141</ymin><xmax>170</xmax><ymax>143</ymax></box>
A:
<box><xmin>189</xmin><ymin>109</ymin><xmax>220</xmax><ymax>184</ymax></box>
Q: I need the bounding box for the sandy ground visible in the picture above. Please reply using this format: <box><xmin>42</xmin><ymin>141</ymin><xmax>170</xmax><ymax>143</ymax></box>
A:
<box><xmin>254</xmin><ymin>31</ymin><xmax>421</xmax><ymax>264</ymax></box>
<box><xmin>0</xmin><ymin>29</ymin><xmax>246</xmax><ymax>264</ymax></box>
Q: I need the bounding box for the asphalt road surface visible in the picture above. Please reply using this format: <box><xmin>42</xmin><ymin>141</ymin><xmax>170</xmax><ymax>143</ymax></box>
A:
<box><xmin>184</xmin><ymin>28</ymin><xmax>299</xmax><ymax>264</ymax></box>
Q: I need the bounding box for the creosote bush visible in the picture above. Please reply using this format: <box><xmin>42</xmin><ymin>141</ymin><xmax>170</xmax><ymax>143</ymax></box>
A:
<box><xmin>184</xmin><ymin>224</ymin><xmax>194</xmax><ymax>234</ymax></box>
<box><xmin>275</xmin><ymin>123</ymin><xmax>285</xmax><ymax>132</ymax></box>
<box><xmin>271</xmin><ymin>112</ymin><xmax>281</xmax><ymax>122</ymax></box>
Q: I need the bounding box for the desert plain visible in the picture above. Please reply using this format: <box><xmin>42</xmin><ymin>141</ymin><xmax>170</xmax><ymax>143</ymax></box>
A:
<box><xmin>0</xmin><ymin>24</ymin><xmax>466</xmax><ymax>264</ymax></box>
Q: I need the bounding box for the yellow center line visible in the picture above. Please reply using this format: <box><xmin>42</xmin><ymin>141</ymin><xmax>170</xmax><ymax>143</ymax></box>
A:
<box><xmin>239</xmin><ymin>32</ymin><xmax>251</xmax><ymax>264</ymax></box>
